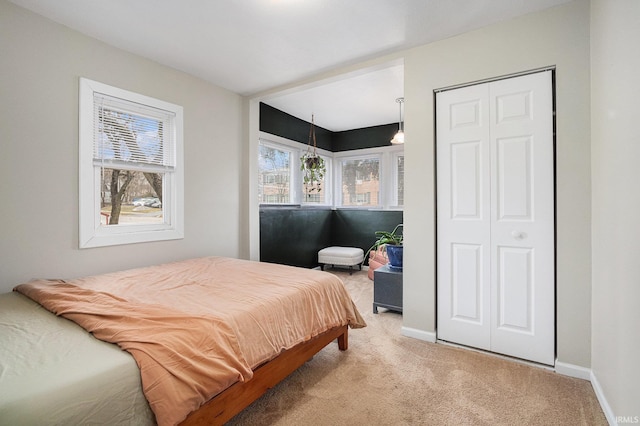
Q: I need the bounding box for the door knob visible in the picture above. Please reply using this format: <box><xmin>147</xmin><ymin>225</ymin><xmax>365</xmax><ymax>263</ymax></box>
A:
<box><xmin>511</xmin><ymin>231</ymin><xmax>527</xmax><ymax>240</ymax></box>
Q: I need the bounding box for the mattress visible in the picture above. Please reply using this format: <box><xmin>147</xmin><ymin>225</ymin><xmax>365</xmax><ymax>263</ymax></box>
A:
<box><xmin>8</xmin><ymin>256</ymin><xmax>365</xmax><ymax>425</ymax></box>
<box><xmin>0</xmin><ymin>292</ymin><xmax>154</xmax><ymax>426</ymax></box>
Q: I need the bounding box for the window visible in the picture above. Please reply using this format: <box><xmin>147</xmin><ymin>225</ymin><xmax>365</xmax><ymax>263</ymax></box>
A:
<box><xmin>257</xmin><ymin>134</ymin><xmax>400</xmax><ymax>209</ymax></box>
<box><xmin>258</xmin><ymin>138</ymin><xmax>332</xmax><ymax>206</ymax></box>
<box><xmin>79</xmin><ymin>78</ymin><xmax>183</xmax><ymax>248</ymax></box>
<box><xmin>340</xmin><ymin>157</ymin><xmax>380</xmax><ymax>207</ymax></box>
<box><xmin>258</xmin><ymin>142</ymin><xmax>293</xmax><ymax>204</ymax></box>
<box><xmin>395</xmin><ymin>154</ymin><xmax>405</xmax><ymax>207</ymax></box>
<box><xmin>333</xmin><ymin>147</ymin><xmax>403</xmax><ymax>209</ymax></box>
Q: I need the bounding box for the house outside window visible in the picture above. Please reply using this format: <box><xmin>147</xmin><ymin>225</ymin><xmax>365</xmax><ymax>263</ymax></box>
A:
<box><xmin>258</xmin><ymin>143</ymin><xmax>293</xmax><ymax>204</ymax></box>
<box><xmin>79</xmin><ymin>78</ymin><xmax>183</xmax><ymax>248</ymax></box>
<box><xmin>339</xmin><ymin>157</ymin><xmax>380</xmax><ymax>207</ymax></box>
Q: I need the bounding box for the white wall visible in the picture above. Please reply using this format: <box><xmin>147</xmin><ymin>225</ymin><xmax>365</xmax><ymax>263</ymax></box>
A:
<box><xmin>402</xmin><ymin>0</ymin><xmax>592</xmax><ymax>368</ymax></box>
<box><xmin>590</xmin><ymin>0</ymin><xmax>640</xmax><ymax>420</ymax></box>
<box><xmin>0</xmin><ymin>0</ymin><xmax>248</xmax><ymax>293</ymax></box>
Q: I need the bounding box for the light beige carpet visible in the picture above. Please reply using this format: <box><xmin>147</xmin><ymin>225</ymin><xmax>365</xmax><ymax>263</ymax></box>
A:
<box><xmin>227</xmin><ymin>269</ymin><xmax>606</xmax><ymax>425</ymax></box>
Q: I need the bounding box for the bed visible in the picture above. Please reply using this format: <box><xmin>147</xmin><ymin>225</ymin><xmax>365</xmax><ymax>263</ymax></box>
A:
<box><xmin>0</xmin><ymin>256</ymin><xmax>366</xmax><ymax>425</ymax></box>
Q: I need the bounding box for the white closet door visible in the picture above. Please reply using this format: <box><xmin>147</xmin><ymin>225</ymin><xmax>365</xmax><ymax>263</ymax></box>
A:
<box><xmin>488</xmin><ymin>72</ymin><xmax>554</xmax><ymax>365</ymax></box>
<box><xmin>436</xmin><ymin>84</ymin><xmax>492</xmax><ymax>351</ymax></box>
<box><xmin>436</xmin><ymin>71</ymin><xmax>555</xmax><ymax>365</ymax></box>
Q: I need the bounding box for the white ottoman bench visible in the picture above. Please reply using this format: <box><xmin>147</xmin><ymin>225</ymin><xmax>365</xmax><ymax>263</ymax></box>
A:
<box><xmin>318</xmin><ymin>246</ymin><xmax>364</xmax><ymax>274</ymax></box>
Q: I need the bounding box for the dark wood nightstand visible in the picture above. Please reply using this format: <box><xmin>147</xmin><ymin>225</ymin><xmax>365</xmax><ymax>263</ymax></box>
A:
<box><xmin>373</xmin><ymin>264</ymin><xmax>403</xmax><ymax>314</ymax></box>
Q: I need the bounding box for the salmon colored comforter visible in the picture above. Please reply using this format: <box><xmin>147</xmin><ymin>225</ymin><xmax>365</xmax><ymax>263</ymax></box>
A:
<box><xmin>14</xmin><ymin>257</ymin><xmax>366</xmax><ymax>426</ymax></box>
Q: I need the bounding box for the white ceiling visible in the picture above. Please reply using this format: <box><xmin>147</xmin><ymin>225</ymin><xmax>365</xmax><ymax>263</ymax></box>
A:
<box><xmin>265</xmin><ymin>63</ymin><xmax>406</xmax><ymax>131</ymax></box>
<box><xmin>10</xmin><ymin>0</ymin><xmax>571</xmax><ymax>131</ymax></box>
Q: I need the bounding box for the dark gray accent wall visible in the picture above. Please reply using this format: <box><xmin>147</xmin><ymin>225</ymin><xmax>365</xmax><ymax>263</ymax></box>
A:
<box><xmin>260</xmin><ymin>102</ymin><xmax>397</xmax><ymax>152</ymax></box>
<box><xmin>331</xmin><ymin>210</ymin><xmax>403</xmax><ymax>254</ymax></box>
<box><xmin>259</xmin><ymin>207</ymin><xmax>403</xmax><ymax>268</ymax></box>
<box><xmin>259</xmin><ymin>103</ymin><xmax>332</xmax><ymax>151</ymax></box>
<box><xmin>332</xmin><ymin>123</ymin><xmax>399</xmax><ymax>152</ymax></box>
<box><xmin>260</xmin><ymin>208</ymin><xmax>332</xmax><ymax>268</ymax></box>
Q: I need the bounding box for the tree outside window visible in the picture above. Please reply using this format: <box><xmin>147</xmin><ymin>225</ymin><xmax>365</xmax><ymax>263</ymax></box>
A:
<box><xmin>341</xmin><ymin>158</ymin><xmax>380</xmax><ymax>207</ymax></box>
<box><xmin>97</xmin><ymin>109</ymin><xmax>164</xmax><ymax>225</ymax></box>
<box><xmin>258</xmin><ymin>144</ymin><xmax>291</xmax><ymax>204</ymax></box>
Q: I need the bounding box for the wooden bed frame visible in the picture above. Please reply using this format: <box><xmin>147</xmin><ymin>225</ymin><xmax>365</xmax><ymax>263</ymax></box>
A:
<box><xmin>180</xmin><ymin>325</ymin><xmax>349</xmax><ymax>425</ymax></box>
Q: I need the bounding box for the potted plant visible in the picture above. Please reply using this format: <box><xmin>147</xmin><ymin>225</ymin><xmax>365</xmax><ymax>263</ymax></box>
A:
<box><xmin>300</xmin><ymin>114</ymin><xmax>326</xmax><ymax>196</ymax></box>
<box><xmin>300</xmin><ymin>152</ymin><xmax>325</xmax><ymax>192</ymax></box>
<box><xmin>366</xmin><ymin>224</ymin><xmax>403</xmax><ymax>270</ymax></box>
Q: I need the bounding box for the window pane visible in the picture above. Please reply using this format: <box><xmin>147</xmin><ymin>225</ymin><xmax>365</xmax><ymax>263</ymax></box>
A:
<box><xmin>259</xmin><ymin>144</ymin><xmax>291</xmax><ymax>204</ymax></box>
<box><xmin>302</xmin><ymin>181</ymin><xmax>325</xmax><ymax>203</ymax></box>
<box><xmin>96</xmin><ymin>107</ymin><xmax>170</xmax><ymax>167</ymax></box>
<box><xmin>397</xmin><ymin>155</ymin><xmax>405</xmax><ymax>206</ymax></box>
<box><xmin>100</xmin><ymin>168</ymin><xmax>164</xmax><ymax>225</ymax></box>
<box><xmin>341</xmin><ymin>158</ymin><xmax>380</xmax><ymax>207</ymax></box>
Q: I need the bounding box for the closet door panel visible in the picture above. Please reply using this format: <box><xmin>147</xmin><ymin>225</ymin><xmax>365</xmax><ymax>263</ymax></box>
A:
<box><xmin>489</xmin><ymin>71</ymin><xmax>555</xmax><ymax>365</ymax></box>
<box><xmin>436</xmin><ymin>84</ymin><xmax>491</xmax><ymax>350</ymax></box>
<box><xmin>451</xmin><ymin>141</ymin><xmax>482</xmax><ymax>219</ymax></box>
<box><xmin>451</xmin><ymin>243</ymin><xmax>484</xmax><ymax>323</ymax></box>
<box><xmin>497</xmin><ymin>246</ymin><xmax>533</xmax><ymax>332</ymax></box>
<box><xmin>497</xmin><ymin>136</ymin><xmax>533</xmax><ymax>221</ymax></box>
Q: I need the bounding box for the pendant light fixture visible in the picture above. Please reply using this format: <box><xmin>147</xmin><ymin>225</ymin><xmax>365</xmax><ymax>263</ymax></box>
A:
<box><xmin>390</xmin><ymin>97</ymin><xmax>405</xmax><ymax>144</ymax></box>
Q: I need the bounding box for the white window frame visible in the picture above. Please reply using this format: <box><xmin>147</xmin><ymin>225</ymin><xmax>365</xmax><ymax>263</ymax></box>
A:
<box><xmin>258</xmin><ymin>133</ymin><xmax>333</xmax><ymax>207</ymax></box>
<box><xmin>79</xmin><ymin>78</ymin><xmax>184</xmax><ymax>248</ymax></box>
<box><xmin>390</xmin><ymin>151</ymin><xmax>405</xmax><ymax>209</ymax></box>
<box><xmin>257</xmin><ymin>132</ymin><xmax>402</xmax><ymax>210</ymax></box>
<box><xmin>258</xmin><ymin>139</ymin><xmax>296</xmax><ymax>204</ymax></box>
<box><xmin>333</xmin><ymin>145</ymin><xmax>404</xmax><ymax>210</ymax></box>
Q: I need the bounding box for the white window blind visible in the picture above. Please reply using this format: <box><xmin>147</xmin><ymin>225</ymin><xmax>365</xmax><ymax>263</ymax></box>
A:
<box><xmin>93</xmin><ymin>93</ymin><xmax>176</xmax><ymax>173</ymax></box>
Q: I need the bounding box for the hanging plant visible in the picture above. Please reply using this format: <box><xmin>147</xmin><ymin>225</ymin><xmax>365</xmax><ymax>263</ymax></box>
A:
<box><xmin>300</xmin><ymin>114</ymin><xmax>326</xmax><ymax>194</ymax></box>
<box><xmin>300</xmin><ymin>153</ymin><xmax>325</xmax><ymax>190</ymax></box>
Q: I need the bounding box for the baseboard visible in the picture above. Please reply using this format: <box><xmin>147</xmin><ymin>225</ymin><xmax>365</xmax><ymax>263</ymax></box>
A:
<box><xmin>401</xmin><ymin>326</ymin><xmax>437</xmax><ymax>343</ymax></box>
<box><xmin>555</xmin><ymin>359</ymin><xmax>591</xmax><ymax>380</ymax></box>
<box><xmin>590</xmin><ymin>371</ymin><xmax>618</xmax><ymax>426</ymax></box>
<box><xmin>555</xmin><ymin>361</ymin><xmax>617</xmax><ymax>425</ymax></box>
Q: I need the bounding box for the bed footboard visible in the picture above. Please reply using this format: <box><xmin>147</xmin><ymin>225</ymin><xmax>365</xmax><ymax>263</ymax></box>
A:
<box><xmin>180</xmin><ymin>325</ymin><xmax>349</xmax><ymax>426</ymax></box>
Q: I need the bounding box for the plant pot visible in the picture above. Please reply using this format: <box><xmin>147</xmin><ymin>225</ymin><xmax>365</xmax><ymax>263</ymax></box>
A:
<box><xmin>305</xmin><ymin>156</ymin><xmax>320</xmax><ymax>169</ymax></box>
<box><xmin>386</xmin><ymin>245</ymin><xmax>403</xmax><ymax>271</ymax></box>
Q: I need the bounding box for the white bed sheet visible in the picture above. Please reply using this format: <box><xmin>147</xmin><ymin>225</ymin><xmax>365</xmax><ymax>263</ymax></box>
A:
<box><xmin>0</xmin><ymin>292</ymin><xmax>155</xmax><ymax>425</ymax></box>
